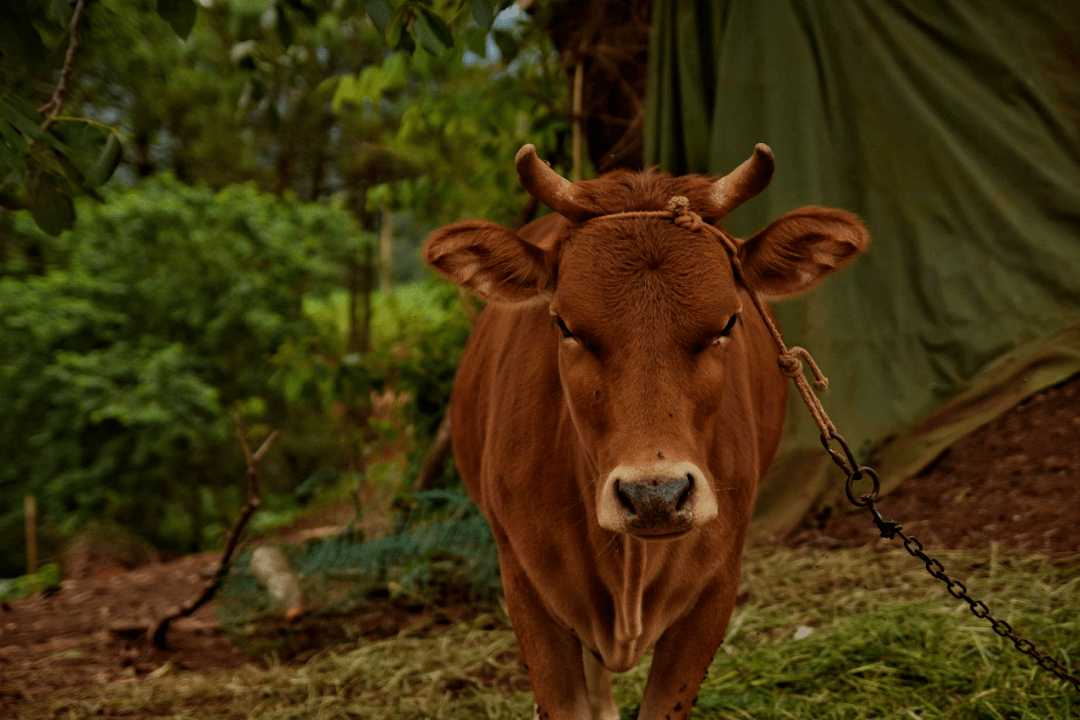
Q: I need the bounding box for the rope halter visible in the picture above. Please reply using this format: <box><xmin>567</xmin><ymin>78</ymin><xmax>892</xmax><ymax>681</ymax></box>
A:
<box><xmin>587</xmin><ymin>195</ymin><xmax>836</xmax><ymax>439</ymax></box>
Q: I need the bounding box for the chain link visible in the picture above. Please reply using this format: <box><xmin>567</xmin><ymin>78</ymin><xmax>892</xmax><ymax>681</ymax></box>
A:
<box><xmin>825</xmin><ymin>431</ymin><xmax>1080</xmax><ymax>693</ymax></box>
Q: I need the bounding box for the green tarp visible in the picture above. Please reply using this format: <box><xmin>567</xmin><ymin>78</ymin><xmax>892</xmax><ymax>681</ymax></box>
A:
<box><xmin>645</xmin><ymin>0</ymin><xmax>1080</xmax><ymax>537</ymax></box>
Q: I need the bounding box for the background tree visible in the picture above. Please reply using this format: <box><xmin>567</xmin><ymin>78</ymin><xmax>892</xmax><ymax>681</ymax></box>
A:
<box><xmin>0</xmin><ymin>0</ymin><xmax>577</xmax><ymax>576</ymax></box>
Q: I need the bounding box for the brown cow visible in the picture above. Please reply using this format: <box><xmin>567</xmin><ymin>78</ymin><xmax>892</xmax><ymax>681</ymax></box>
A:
<box><xmin>424</xmin><ymin>144</ymin><xmax>868</xmax><ymax>720</ymax></box>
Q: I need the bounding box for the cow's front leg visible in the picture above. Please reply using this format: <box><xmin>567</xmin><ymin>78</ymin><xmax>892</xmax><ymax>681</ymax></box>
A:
<box><xmin>636</xmin><ymin>582</ymin><xmax>737</xmax><ymax>720</ymax></box>
<box><xmin>497</xmin><ymin>545</ymin><xmax>592</xmax><ymax>719</ymax></box>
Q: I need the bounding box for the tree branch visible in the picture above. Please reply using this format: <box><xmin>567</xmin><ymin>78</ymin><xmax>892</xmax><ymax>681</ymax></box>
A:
<box><xmin>150</xmin><ymin>414</ymin><xmax>278</xmax><ymax>649</ymax></box>
<box><xmin>412</xmin><ymin>414</ymin><xmax>453</xmax><ymax>493</ymax></box>
<box><xmin>39</xmin><ymin>0</ymin><xmax>89</xmax><ymax>131</ymax></box>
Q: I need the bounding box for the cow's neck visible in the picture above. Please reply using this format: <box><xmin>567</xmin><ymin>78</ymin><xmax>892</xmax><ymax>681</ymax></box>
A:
<box><xmin>608</xmin><ymin>534</ymin><xmax>648</xmax><ymax>667</ymax></box>
<box><xmin>570</xmin><ymin>436</ymin><xmax>654</xmax><ymax>666</ymax></box>
<box><xmin>617</xmin><ymin>536</ymin><xmax>646</xmax><ymax>641</ymax></box>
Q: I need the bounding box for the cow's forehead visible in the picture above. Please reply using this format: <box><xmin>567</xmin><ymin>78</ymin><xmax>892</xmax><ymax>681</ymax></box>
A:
<box><xmin>553</xmin><ymin>218</ymin><xmax>741</xmax><ymax>338</ymax></box>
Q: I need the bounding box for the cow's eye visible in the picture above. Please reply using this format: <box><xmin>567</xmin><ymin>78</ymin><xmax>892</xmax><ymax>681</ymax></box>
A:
<box><xmin>710</xmin><ymin>313</ymin><xmax>739</xmax><ymax>347</ymax></box>
<box><xmin>553</xmin><ymin>316</ymin><xmax>574</xmax><ymax>339</ymax></box>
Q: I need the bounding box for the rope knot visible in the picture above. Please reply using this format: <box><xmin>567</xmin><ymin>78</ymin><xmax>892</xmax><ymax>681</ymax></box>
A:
<box><xmin>667</xmin><ymin>196</ymin><xmax>704</xmax><ymax>232</ymax></box>
<box><xmin>779</xmin><ymin>347</ymin><xmax>830</xmax><ymax>391</ymax></box>
<box><xmin>666</xmin><ymin>196</ymin><xmax>689</xmax><ymax>214</ymax></box>
<box><xmin>777</xmin><ymin>352</ymin><xmax>802</xmax><ymax>378</ymax></box>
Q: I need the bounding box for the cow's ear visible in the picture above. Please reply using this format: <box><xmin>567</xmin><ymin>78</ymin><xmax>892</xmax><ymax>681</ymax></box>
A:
<box><xmin>737</xmin><ymin>206</ymin><xmax>869</xmax><ymax>299</ymax></box>
<box><xmin>424</xmin><ymin>220</ymin><xmax>555</xmax><ymax>304</ymax></box>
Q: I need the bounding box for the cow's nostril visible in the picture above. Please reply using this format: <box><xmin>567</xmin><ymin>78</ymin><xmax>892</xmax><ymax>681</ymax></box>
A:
<box><xmin>614</xmin><ymin>479</ymin><xmax>636</xmax><ymax>515</ymax></box>
<box><xmin>676</xmin><ymin>473</ymin><xmax>693</xmax><ymax>511</ymax></box>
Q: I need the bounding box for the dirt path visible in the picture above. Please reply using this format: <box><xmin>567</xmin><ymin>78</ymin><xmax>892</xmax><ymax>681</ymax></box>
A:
<box><xmin>3</xmin><ymin>374</ymin><xmax>1077</xmax><ymax>716</ymax></box>
<box><xmin>0</xmin><ymin>553</ymin><xmax>246</xmax><ymax>711</ymax></box>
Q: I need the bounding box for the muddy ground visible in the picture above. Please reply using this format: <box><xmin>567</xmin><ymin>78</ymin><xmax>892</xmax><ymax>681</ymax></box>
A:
<box><xmin>2</xmin><ymin>374</ymin><xmax>1078</xmax><ymax>716</ymax></box>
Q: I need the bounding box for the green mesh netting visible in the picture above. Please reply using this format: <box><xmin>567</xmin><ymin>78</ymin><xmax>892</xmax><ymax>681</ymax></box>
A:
<box><xmin>217</xmin><ymin>490</ymin><xmax>500</xmax><ymax>632</ymax></box>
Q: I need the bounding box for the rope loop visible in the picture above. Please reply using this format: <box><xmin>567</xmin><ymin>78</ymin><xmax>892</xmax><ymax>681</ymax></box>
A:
<box><xmin>675</xmin><ymin>213</ymin><xmax>704</xmax><ymax>232</ymax></box>
<box><xmin>789</xmin><ymin>347</ymin><xmax>829</xmax><ymax>391</ymax></box>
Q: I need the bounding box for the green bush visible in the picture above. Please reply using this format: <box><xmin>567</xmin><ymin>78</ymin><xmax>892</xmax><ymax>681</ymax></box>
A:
<box><xmin>274</xmin><ymin>278</ymin><xmax>472</xmax><ymax>481</ymax></box>
<box><xmin>0</xmin><ymin>563</ymin><xmax>62</xmax><ymax>603</ymax></box>
<box><xmin>0</xmin><ymin>176</ymin><xmax>367</xmax><ymax>574</ymax></box>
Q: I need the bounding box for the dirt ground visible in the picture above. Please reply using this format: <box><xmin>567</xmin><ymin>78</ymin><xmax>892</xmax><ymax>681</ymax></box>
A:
<box><xmin>2</xmin><ymin>374</ymin><xmax>1078</xmax><ymax>716</ymax></box>
<box><xmin>789</xmin><ymin>373</ymin><xmax>1080</xmax><ymax>557</ymax></box>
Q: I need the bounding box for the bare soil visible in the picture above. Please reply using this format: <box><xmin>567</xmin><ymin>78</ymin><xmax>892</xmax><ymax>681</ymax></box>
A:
<box><xmin>2</xmin><ymin>374</ymin><xmax>1078</xmax><ymax>717</ymax></box>
<box><xmin>789</xmin><ymin>374</ymin><xmax>1080</xmax><ymax>557</ymax></box>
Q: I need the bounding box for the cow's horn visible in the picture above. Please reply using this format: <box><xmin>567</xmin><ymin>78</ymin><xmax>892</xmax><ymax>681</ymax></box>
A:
<box><xmin>515</xmin><ymin>144</ymin><xmax>588</xmax><ymax>220</ymax></box>
<box><xmin>711</xmin><ymin>143</ymin><xmax>775</xmax><ymax>216</ymax></box>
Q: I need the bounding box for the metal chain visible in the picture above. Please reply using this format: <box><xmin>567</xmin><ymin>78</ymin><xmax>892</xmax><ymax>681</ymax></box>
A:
<box><xmin>822</xmin><ymin>431</ymin><xmax>1080</xmax><ymax>692</ymax></box>
<box><xmin>597</xmin><ymin>200</ymin><xmax>1079</xmax><ymax>692</ymax></box>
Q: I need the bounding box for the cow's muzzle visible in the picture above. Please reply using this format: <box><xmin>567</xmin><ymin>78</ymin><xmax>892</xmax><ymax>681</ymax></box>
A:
<box><xmin>597</xmin><ymin>461</ymin><xmax>718</xmax><ymax>539</ymax></box>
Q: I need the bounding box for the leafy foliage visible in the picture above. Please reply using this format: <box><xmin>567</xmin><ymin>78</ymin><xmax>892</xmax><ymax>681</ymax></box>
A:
<box><xmin>1</xmin><ymin>0</ymin><xmax>542</xmax><ymax>235</ymax></box>
<box><xmin>345</xmin><ymin>31</ymin><xmax>571</xmax><ymax>228</ymax></box>
<box><xmin>1</xmin><ymin>1</ymin><xmax>135</xmax><ymax>234</ymax></box>
<box><xmin>0</xmin><ymin>176</ymin><xmax>365</xmax><ymax>572</ymax></box>
<box><xmin>0</xmin><ymin>563</ymin><xmax>62</xmax><ymax>604</ymax></box>
<box><xmin>0</xmin><ymin>0</ymin><xmax>568</xmax><ymax>576</ymax></box>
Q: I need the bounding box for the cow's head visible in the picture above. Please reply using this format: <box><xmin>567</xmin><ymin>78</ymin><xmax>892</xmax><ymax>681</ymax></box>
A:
<box><xmin>425</xmin><ymin>144</ymin><xmax>868</xmax><ymax>540</ymax></box>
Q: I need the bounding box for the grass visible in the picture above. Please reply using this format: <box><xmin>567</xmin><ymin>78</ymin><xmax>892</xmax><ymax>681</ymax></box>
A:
<box><xmin>32</xmin><ymin>544</ymin><xmax>1079</xmax><ymax>719</ymax></box>
<box><xmin>683</xmin><ymin>544</ymin><xmax>1079</xmax><ymax>719</ymax></box>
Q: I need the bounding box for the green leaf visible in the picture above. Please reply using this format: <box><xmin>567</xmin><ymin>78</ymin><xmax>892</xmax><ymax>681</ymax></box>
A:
<box><xmin>0</xmin><ymin>137</ymin><xmax>22</xmax><ymax>178</ymax></box>
<box><xmin>82</xmin><ymin>132</ymin><xmax>122</xmax><ymax>190</ymax></box>
<box><xmin>414</xmin><ymin>8</ymin><xmax>453</xmax><ymax>56</ymax></box>
<box><xmin>0</xmin><ymin>114</ymin><xmax>30</xmax><ymax>157</ymax></box>
<box><xmin>229</xmin><ymin>0</ymin><xmax>270</xmax><ymax>15</ymax></box>
<box><xmin>50</xmin><ymin>121</ymin><xmax>115</xmax><ymax>185</ymax></box>
<box><xmin>53</xmin><ymin>145</ymin><xmax>85</xmax><ymax>186</ymax></box>
<box><xmin>471</xmin><ymin>0</ymin><xmax>494</xmax><ymax>29</ymax></box>
<box><xmin>355</xmin><ymin>65</ymin><xmax>382</xmax><ymax>102</ymax></box>
<box><xmin>29</xmin><ymin>171</ymin><xmax>76</xmax><ymax>236</ymax></box>
<box><xmin>330</xmin><ymin>75</ymin><xmax>353</xmax><ymax>113</ymax></box>
<box><xmin>52</xmin><ymin>119</ymin><xmax>107</xmax><ymax>157</ymax></box>
<box><xmin>311</xmin><ymin>75</ymin><xmax>341</xmax><ymax>104</ymax></box>
<box><xmin>385</xmin><ymin>6</ymin><xmax>406</xmax><ymax>48</ymax></box>
<box><xmin>276</xmin><ymin>5</ymin><xmax>294</xmax><ymax>47</ymax></box>
<box><xmin>157</xmin><ymin>0</ymin><xmax>198</xmax><ymax>39</ymax></box>
<box><xmin>0</xmin><ymin>97</ymin><xmax>46</xmax><ymax>142</ymax></box>
<box><xmin>492</xmin><ymin>29</ymin><xmax>518</xmax><ymax>63</ymax></box>
<box><xmin>364</xmin><ymin>0</ymin><xmax>392</xmax><ymax>34</ymax></box>
<box><xmin>462</xmin><ymin>26</ymin><xmax>487</xmax><ymax>56</ymax></box>
<box><xmin>380</xmin><ymin>52</ymin><xmax>409</xmax><ymax>93</ymax></box>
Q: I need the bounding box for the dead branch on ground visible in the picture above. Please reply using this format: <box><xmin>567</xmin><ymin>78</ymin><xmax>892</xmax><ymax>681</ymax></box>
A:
<box><xmin>150</xmin><ymin>413</ymin><xmax>278</xmax><ymax>649</ymax></box>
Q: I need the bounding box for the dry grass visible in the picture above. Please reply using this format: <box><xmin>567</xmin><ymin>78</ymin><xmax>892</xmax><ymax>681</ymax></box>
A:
<box><xmin>28</xmin><ymin>544</ymin><xmax>1079</xmax><ymax>719</ymax></box>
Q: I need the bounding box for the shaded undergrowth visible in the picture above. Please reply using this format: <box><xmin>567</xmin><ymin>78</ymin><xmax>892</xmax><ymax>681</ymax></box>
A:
<box><xmin>30</xmin><ymin>544</ymin><xmax>1079</xmax><ymax>719</ymax></box>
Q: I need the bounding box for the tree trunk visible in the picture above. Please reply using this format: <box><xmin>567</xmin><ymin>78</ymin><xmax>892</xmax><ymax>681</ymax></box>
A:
<box><xmin>412</xmin><ymin>415</ymin><xmax>453</xmax><ymax>492</ymax></box>
<box><xmin>378</xmin><ymin>206</ymin><xmax>393</xmax><ymax>294</ymax></box>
